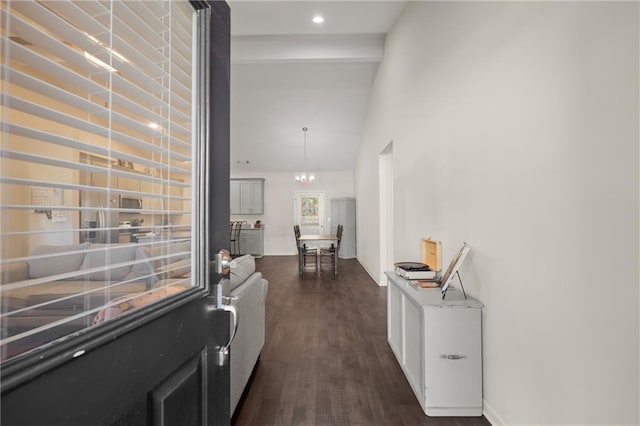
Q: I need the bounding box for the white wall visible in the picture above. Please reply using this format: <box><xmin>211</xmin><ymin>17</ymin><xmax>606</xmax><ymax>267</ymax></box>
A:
<box><xmin>230</xmin><ymin>171</ymin><xmax>354</xmax><ymax>255</ymax></box>
<box><xmin>355</xmin><ymin>2</ymin><xmax>639</xmax><ymax>424</ymax></box>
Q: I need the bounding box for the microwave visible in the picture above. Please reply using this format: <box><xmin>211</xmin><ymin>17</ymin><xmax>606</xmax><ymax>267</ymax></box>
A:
<box><xmin>119</xmin><ymin>196</ymin><xmax>143</xmax><ymax>210</ymax></box>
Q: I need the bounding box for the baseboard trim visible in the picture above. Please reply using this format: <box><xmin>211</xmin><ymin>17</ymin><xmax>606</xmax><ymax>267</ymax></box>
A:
<box><xmin>357</xmin><ymin>257</ymin><xmax>386</xmax><ymax>286</ymax></box>
<box><xmin>483</xmin><ymin>399</ymin><xmax>505</xmax><ymax>426</ymax></box>
<box><xmin>263</xmin><ymin>252</ymin><xmax>297</xmax><ymax>256</ymax></box>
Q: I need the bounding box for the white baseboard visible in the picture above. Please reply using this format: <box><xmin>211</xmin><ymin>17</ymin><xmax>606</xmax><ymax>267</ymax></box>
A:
<box><xmin>356</xmin><ymin>257</ymin><xmax>386</xmax><ymax>286</ymax></box>
<box><xmin>483</xmin><ymin>399</ymin><xmax>505</xmax><ymax>426</ymax></box>
<box><xmin>263</xmin><ymin>252</ymin><xmax>297</xmax><ymax>256</ymax></box>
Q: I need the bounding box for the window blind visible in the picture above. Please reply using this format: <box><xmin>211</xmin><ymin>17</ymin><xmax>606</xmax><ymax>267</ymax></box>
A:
<box><xmin>0</xmin><ymin>0</ymin><xmax>199</xmax><ymax>362</ymax></box>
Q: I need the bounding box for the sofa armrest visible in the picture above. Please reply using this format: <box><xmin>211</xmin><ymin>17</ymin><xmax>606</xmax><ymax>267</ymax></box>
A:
<box><xmin>2</xmin><ymin>261</ymin><xmax>28</xmax><ymax>284</ymax></box>
<box><xmin>155</xmin><ymin>258</ymin><xmax>191</xmax><ymax>280</ymax></box>
<box><xmin>229</xmin><ymin>272</ymin><xmax>268</xmax><ymax>414</ymax></box>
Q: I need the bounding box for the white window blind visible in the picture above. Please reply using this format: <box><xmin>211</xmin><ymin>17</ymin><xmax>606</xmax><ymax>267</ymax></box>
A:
<box><xmin>0</xmin><ymin>0</ymin><xmax>199</xmax><ymax>362</ymax></box>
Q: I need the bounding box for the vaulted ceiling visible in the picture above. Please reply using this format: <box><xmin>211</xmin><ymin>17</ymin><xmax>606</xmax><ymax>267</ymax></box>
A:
<box><xmin>228</xmin><ymin>1</ymin><xmax>406</xmax><ymax>174</ymax></box>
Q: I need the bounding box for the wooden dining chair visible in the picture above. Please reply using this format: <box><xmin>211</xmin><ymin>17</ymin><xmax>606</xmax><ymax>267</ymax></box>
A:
<box><xmin>320</xmin><ymin>224</ymin><xmax>343</xmax><ymax>275</ymax></box>
<box><xmin>230</xmin><ymin>221</ymin><xmax>245</xmax><ymax>257</ymax></box>
<box><xmin>294</xmin><ymin>225</ymin><xmax>317</xmax><ymax>275</ymax></box>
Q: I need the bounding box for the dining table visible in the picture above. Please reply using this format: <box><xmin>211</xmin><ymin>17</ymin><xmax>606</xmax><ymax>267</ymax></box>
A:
<box><xmin>298</xmin><ymin>234</ymin><xmax>339</xmax><ymax>275</ymax></box>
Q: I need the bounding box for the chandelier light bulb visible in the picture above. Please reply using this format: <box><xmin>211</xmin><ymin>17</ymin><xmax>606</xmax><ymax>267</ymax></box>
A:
<box><xmin>295</xmin><ymin>127</ymin><xmax>316</xmax><ymax>184</ymax></box>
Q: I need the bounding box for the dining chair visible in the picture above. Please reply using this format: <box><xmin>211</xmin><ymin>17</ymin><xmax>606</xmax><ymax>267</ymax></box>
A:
<box><xmin>293</xmin><ymin>225</ymin><xmax>317</xmax><ymax>275</ymax></box>
<box><xmin>230</xmin><ymin>221</ymin><xmax>245</xmax><ymax>257</ymax></box>
<box><xmin>320</xmin><ymin>224</ymin><xmax>343</xmax><ymax>275</ymax></box>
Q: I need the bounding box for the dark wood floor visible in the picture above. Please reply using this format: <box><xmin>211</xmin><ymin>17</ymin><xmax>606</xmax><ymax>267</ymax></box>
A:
<box><xmin>232</xmin><ymin>256</ymin><xmax>490</xmax><ymax>426</ymax></box>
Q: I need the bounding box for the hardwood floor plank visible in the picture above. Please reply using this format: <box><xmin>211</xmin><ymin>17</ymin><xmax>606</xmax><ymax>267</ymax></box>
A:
<box><xmin>232</xmin><ymin>256</ymin><xmax>491</xmax><ymax>426</ymax></box>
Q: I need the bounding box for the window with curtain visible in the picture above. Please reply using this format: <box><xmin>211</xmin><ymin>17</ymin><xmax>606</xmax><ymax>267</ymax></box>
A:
<box><xmin>0</xmin><ymin>0</ymin><xmax>200</xmax><ymax>362</ymax></box>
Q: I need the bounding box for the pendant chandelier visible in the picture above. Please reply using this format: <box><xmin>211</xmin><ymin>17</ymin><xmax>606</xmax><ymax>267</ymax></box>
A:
<box><xmin>295</xmin><ymin>127</ymin><xmax>315</xmax><ymax>183</ymax></box>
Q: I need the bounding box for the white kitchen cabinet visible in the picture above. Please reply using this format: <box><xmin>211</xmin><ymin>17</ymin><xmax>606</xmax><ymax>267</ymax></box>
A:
<box><xmin>165</xmin><ymin>181</ymin><xmax>184</xmax><ymax>214</ymax></box>
<box><xmin>386</xmin><ymin>272</ymin><xmax>483</xmax><ymax>417</ymax></box>
<box><xmin>116</xmin><ymin>175</ymin><xmax>140</xmax><ymax>192</ymax></box>
<box><xmin>329</xmin><ymin>197</ymin><xmax>356</xmax><ymax>259</ymax></box>
<box><xmin>140</xmin><ymin>179</ymin><xmax>161</xmax><ymax>212</ymax></box>
<box><xmin>230</xmin><ymin>180</ymin><xmax>241</xmax><ymax>214</ymax></box>
<box><xmin>230</xmin><ymin>178</ymin><xmax>264</xmax><ymax>214</ymax></box>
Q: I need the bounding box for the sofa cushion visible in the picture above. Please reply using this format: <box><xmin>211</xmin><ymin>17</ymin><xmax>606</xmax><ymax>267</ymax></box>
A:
<box><xmin>143</xmin><ymin>241</ymin><xmax>191</xmax><ymax>270</ymax></box>
<box><xmin>227</xmin><ymin>255</ymin><xmax>255</xmax><ymax>294</ymax></box>
<box><xmin>2</xmin><ymin>296</ymin><xmax>27</xmax><ymax>311</ymax></box>
<box><xmin>23</xmin><ymin>280</ymin><xmax>149</xmax><ymax>310</ymax></box>
<box><xmin>78</xmin><ymin>244</ymin><xmax>139</xmax><ymax>281</ymax></box>
<box><xmin>92</xmin><ymin>285</ymin><xmax>186</xmax><ymax>324</ymax></box>
<box><xmin>27</xmin><ymin>243</ymin><xmax>90</xmax><ymax>279</ymax></box>
<box><xmin>125</xmin><ymin>246</ymin><xmax>158</xmax><ymax>286</ymax></box>
<box><xmin>156</xmin><ymin>258</ymin><xmax>191</xmax><ymax>279</ymax></box>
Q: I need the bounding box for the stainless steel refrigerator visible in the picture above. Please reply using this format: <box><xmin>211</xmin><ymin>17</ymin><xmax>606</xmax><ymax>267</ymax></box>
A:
<box><xmin>79</xmin><ymin>171</ymin><xmax>119</xmax><ymax>244</ymax></box>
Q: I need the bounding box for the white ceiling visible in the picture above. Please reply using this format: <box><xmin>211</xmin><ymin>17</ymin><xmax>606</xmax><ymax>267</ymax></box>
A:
<box><xmin>228</xmin><ymin>1</ymin><xmax>407</xmax><ymax>173</ymax></box>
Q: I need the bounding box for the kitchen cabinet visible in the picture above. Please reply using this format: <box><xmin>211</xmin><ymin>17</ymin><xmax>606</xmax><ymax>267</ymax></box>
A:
<box><xmin>116</xmin><ymin>175</ymin><xmax>140</xmax><ymax>192</ymax></box>
<box><xmin>238</xmin><ymin>227</ymin><xmax>264</xmax><ymax>258</ymax></box>
<box><xmin>139</xmin><ymin>178</ymin><xmax>184</xmax><ymax>214</ymax></box>
<box><xmin>165</xmin><ymin>181</ymin><xmax>184</xmax><ymax>214</ymax></box>
<box><xmin>230</xmin><ymin>178</ymin><xmax>264</xmax><ymax>214</ymax></box>
<box><xmin>230</xmin><ymin>180</ymin><xmax>241</xmax><ymax>214</ymax></box>
<box><xmin>90</xmin><ymin>172</ymin><xmax>116</xmax><ymax>189</ymax></box>
<box><xmin>140</xmin><ymin>179</ymin><xmax>160</xmax><ymax>212</ymax></box>
<box><xmin>386</xmin><ymin>272</ymin><xmax>483</xmax><ymax>417</ymax></box>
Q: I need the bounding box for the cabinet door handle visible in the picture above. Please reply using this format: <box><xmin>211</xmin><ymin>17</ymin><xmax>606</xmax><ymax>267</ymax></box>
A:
<box><xmin>440</xmin><ymin>354</ymin><xmax>467</xmax><ymax>360</ymax></box>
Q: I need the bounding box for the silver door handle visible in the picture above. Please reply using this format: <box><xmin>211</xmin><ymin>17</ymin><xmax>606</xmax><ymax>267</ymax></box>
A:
<box><xmin>214</xmin><ymin>302</ymin><xmax>238</xmax><ymax>366</ymax></box>
<box><xmin>206</xmin><ymin>280</ymin><xmax>239</xmax><ymax>366</ymax></box>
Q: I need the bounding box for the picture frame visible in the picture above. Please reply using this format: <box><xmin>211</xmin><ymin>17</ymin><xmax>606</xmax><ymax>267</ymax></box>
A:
<box><xmin>440</xmin><ymin>243</ymin><xmax>471</xmax><ymax>297</ymax></box>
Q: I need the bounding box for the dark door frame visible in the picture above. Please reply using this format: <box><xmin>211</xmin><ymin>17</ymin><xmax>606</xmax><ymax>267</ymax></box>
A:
<box><xmin>1</xmin><ymin>2</ymin><xmax>233</xmax><ymax>425</ymax></box>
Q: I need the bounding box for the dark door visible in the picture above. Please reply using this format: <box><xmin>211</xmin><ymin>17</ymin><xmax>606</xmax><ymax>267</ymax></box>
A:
<box><xmin>0</xmin><ymin>1</ymin><xmax>233</xmax><ymax>425</ymax></box>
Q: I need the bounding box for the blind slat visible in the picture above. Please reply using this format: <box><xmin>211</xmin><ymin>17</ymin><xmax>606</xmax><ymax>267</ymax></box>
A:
<box><xmin>1</xmin><ymin>0</ymin><xmax>197</xmax><ymax>362</ymax></box>
<box><xmin>12</xmin><ymin>1</ymin><xmax>169</xmax><ymax>84</ymax></box>
<box><xmin>1</xmin><ymin>94</ymin><xmax>192</xmax><ymax>152</ymax></box>
<box><xmin>2</xmin><ymin>40</ymin><xmax>190</xmax><ymax>125</ymax></box>
<box><xmin>2</xmin><ymin>206</ymin><xmax>192</xmax><ymax>218</ymax></box>
<box><xmin>0</xmin><ymin>225</ymin><xmax>191</xmax><ymax>245</ymax></box>
<box><xmin>1</xmin><ymin>178</ymin><xmax>191</xmax><ymax>203</ymax></box>
<box><xmin>1</xmin><ymin>150</ymin><xmax>191</xmax><ymax>188</ymax></box>
<box><xmin>3</xmin><ymin>123</ymin><xmax>192</xmax><ymax>169</ymax></box>
<box><xmin>3</xmin><ymin>67</ymin><xmax>191</xmax><ymax>138</ymax></box>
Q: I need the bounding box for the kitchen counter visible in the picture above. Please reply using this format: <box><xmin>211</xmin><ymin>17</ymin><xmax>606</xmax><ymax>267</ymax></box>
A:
<box><xmin>135</xmin><ymin>231</ymin><xmax>191</xmax><ymax>244</ymax></box>
<box><xmin>237</xmin><ymin>226</ymin><xmax>264</xmax><ymax>258</ymax></box>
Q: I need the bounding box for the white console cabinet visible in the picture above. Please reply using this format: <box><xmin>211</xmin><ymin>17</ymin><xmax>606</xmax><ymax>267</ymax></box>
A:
<box><xmin>386</xmin><ymin>272</ymin><xmax>483</xmax><ymax>417</ymax></box>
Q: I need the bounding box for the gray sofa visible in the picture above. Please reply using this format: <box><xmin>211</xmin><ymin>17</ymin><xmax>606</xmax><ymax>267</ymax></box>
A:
<box><xmin>226</xmin><ymin>254</ymin><xmax>268</xmax><ymax>415</ymax></box>
<box><xmin>1</xmin><ymin>242</ymin><xmax>158</xmax><ymax>335</ymax></box>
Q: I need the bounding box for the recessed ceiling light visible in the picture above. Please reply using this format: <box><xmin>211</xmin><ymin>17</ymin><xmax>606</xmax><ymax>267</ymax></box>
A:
<box><xmin>312</xmin><ymin>15</ymin><xmax>324</xmax><ymax>24</ymax></box>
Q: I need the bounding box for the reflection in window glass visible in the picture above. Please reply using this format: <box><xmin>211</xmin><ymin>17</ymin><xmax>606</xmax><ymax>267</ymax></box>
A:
<box><xmin>0</xmin><ymin>0</ymin><xmax>198</xmax><ymax>362</ymax></box>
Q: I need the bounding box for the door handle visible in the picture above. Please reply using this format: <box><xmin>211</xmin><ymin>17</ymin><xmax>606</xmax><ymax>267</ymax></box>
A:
<box><xmin>207</xmin><ymin>290</ymin><xmax>239</xmax><ymax>367</ymax></box>
<box><xmin>212</xmin><ymin>249</ymin><xmax>235</xmax><ymax>275</ymax></box>
<box><xmin>207</xmin><ymin>249</ymin><xmax>238</xmax><ymax>366</ymax></box>
<box><xmin>206</xmin><ymin>276</ymin><xmax>240</xmax><ymax>366</ymax></box>
<box><xmin>214</xmin><ymin>301</ymin><xmax>238</xmax><ymax>367</ymax></box>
